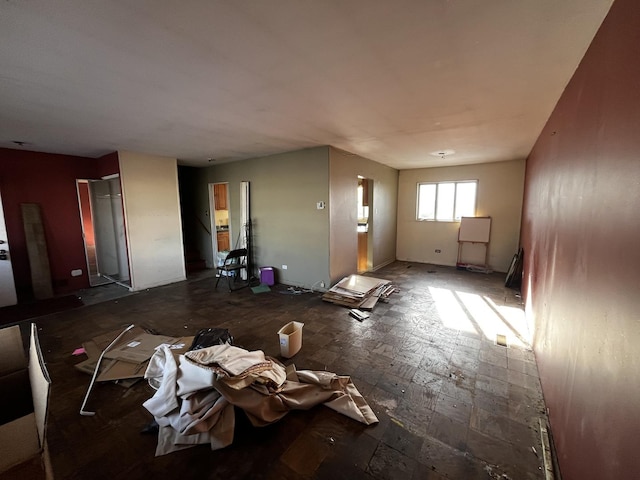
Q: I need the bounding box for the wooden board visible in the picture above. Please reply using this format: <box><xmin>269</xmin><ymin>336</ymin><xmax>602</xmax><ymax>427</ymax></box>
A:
<box><xmin>458</xmin><ymin>216</ymin><xmax>491</xmax><ymax>243</ymax></box>
<box><xmin>21</xmin><ymin>203</ymin><xmax>53</xmax><ymax>299</ymax></box>
<box><xmin>335</xmin><ymin>275</ymin><xmax>390</xmax><ymax>295</ymax></box>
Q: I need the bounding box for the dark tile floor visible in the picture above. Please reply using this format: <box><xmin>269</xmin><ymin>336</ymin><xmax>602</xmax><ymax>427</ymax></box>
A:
<box><xmin>3</xmin><ymin>262</ymin><xmax>550</xmax><ymax>480</ymax></box>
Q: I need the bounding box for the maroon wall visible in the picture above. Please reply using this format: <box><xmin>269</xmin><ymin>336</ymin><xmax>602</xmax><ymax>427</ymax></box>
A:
<box><xmin>0</xmin><ymin>148</ymin><xmax>119</xmax><ymax>298</ymax></box>
<box><xmin>521</xmin><ymin>0</ymin><xmax>640</xmax><ymax>478</ymax></box>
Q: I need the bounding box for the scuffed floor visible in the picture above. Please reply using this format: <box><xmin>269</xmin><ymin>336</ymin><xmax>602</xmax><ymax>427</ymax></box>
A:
<box><xmin>2</xmin><ymin>261</ymin><xmax>548</xmax><ymax>479</ymax></box>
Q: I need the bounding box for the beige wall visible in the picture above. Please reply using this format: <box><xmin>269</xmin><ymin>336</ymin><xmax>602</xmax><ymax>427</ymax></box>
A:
<box><xmin>119</xmin><ymin>151</ymin><xmax>186</xmax><ymax>290</ymax></box>
<box><xmin>204</xmin><ymin>147</ymin><xmax>330</xmax><ymax>289</ymax></box>
<box><xmin>329</xmin><ymin>147</ymin><xmax>398</xmax><ymax>283</ymax></box>
<box><xmin>397</xmin><ymin>159</ymin><xmax>525</xmax><ymax>272</ymax></box>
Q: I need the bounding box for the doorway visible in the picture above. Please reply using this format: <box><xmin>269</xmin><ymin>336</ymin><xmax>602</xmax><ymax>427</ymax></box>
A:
<box><xmin>357</xmin><ymin>176</ymin><xmax>372</xmax><ymax>273</ymax></box>
<box><xmin>0</xmin><ymin>188</ymin><xmax>17</xmax><ymax>307</ymax></box>
<box><xmin>77</xmin><ymin>177</ymin><xmax>131</xmax><ymax>289</ymax></box>
<box><xmin>211</xmin><ymin>182</ymin><xmax>231</xmax><ymax>267</ymax></box>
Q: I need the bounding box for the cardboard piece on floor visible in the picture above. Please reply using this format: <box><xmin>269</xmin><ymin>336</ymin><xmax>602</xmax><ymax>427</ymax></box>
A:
<box><xmin>336</xmin><ymin>275</ymin><xmax>390</xmax><ymax>295</ymax></box>
<box><xmin>75</xmin><ymin>333</ymin><xmax>194</xmax><ymax>383</ymax></box>
<box><xmin>90</xmin><ymin>326</ymin><xmax>147</xmax><ymax>351</ymax></box>
<box><xmin>99</xmin><ymin>336</ymin><xmax>193</xmax><ymax>382</ymax></box>
<box><xmin>322</xmin><ymin>274</ymin><xmax>396</xmax><ymax>310</ymax></box>
<box><xmin>0</xmin><ymin>324</ymin><xmax>52</xmax><ymax>478</ymax></box>
<box><xmin>103</xmin><ymin>333</ymin><xmax>176</xmax><ymax>364</ymax></box>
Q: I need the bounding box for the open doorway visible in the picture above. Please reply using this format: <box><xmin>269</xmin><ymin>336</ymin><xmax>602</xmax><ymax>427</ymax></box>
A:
<box><xmin>211</xmin><ymin>182</ymin><xmax>231</xmax><ymax>268</ymax></box>
<box><xmin>0</xmin><ymin>187</ymin><xmax>17</xmax><ymax>307</ymax></box>
<box><xmin>357</xmin><ymin>176</ymin><xmax>372</xmax><ymax>273</ymax></box>
<box><xmin>77</xmin><ymin>177</ymin><xmax>130</xmax><ymax>289</ymax></box>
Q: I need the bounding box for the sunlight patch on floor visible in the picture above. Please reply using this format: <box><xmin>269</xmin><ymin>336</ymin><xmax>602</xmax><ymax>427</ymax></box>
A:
<box><xmin>429</xmin><ymin>286</ymin><xmax>477</xmax><ymax>334</ymax></box>
<box><xmin>429</xmin><ymin>285</ymin><xmax>530</xmax><ymax>348</ymax></box>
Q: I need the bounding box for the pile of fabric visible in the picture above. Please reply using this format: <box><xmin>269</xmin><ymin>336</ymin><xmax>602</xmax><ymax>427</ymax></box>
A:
<box><xmin>143</xmin><ymin>343</ymin><xmax>378</xmax><ymax>456</ymax></box>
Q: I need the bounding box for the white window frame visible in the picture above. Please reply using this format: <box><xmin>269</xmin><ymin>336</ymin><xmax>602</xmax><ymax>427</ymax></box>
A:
<box><xmin>416</xmin><ymin>180</ymin><xmax>478</xmax><ymax>222</ymax></box>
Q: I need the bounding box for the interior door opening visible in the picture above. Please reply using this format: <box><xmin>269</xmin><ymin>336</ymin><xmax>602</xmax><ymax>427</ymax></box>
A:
<box><xmin>0</xmin><ymin>187</ymin><xmax>17</xmax><ymax>307</ymax></box>
<box><xmin>211</xmin><ymin>182</ymin><xmax>231</xmax><ymax>268</ymax></box>
<box><xmin>357</xmin><ymin>176</ymin><xmax>372</xmax><ymax>273</ymax></box>
<box><xmin>77</xmin><ymin>177</ymin><xmax>131</xmax><ymax>290</ymax></box>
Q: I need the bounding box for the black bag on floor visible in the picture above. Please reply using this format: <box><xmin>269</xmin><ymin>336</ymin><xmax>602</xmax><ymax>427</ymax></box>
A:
<box><xmin>189</xmin><ymin>328</ymin><xmax>233</xmax><ymax>351</ymax></box>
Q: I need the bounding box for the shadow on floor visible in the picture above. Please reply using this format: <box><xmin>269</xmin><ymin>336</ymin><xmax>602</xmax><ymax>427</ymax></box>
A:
<box><xmin>0</xmin><ymin>295</ymin><xmax>84</xmax><ymax>327</ymax></box>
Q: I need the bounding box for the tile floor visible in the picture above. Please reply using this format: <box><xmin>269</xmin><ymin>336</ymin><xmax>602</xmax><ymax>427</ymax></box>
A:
<box><xmin>2</xmin><ymin>261</ymin><xmax>550</xmax><ymax>480</ymax></box>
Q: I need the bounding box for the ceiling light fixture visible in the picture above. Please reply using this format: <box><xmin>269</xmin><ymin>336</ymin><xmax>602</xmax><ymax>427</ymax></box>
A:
<box><xmin>429</xmin><ymin>149</ymin><xmax>455</xmax><ymax>160</ymax></box>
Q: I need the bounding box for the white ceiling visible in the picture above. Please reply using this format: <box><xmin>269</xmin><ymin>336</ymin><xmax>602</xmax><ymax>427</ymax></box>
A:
<box><xmin>0</xmin><ymin>0</ymin><xmax>613</xmax><ymax>169</ymax></box>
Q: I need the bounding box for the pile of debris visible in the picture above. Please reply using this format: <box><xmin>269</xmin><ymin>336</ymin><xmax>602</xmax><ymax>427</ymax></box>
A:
<box><xmin>75</xmin><ymin>326</ymin><xmax>194</xmax><ymax>388</ymax></box>
<box><xmin>73</xmin><ymin>325</ymin><xmax>379</xmax><ymax>456</ymax></box>
<box><xmin>321</xmin><ymin>274</ymin><xmax>397</xmax><ymax>311</ymax></box>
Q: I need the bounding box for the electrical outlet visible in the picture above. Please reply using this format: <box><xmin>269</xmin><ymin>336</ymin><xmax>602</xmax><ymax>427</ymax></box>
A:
<box><xmin>282</xmin><ymin>265</ymin><xmax>288</xmax><ymax>270</ymax></box>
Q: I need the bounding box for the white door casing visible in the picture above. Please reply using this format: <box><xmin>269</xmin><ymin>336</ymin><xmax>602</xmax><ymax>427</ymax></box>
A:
<box><xmin>0</xmin><ymin>189</ymin><xmax>18</xmax><ymax>307</ymax></box>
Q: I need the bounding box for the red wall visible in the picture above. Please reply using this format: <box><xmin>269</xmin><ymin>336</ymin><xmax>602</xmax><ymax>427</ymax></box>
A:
<box><xmin>0</xmin><ymin>148</ymin><xmax>119</xmax><ymax>298</ymax></box>
<box><xmin>521</xmin><ymin>0</ymin><xmax>640</xmax><ymax>478</ymax></box>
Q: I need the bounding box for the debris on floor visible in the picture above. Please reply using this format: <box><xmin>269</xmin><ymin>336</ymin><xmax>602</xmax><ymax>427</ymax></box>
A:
<box><xmin>251</xmin><ymin>284</ymin><xmax>271</xmax><ymax>294</ymax></box>
<box><xmin>74</xmin><ymin>326</ymin><xmax>194</xmax><ymax>387</ymax></box>
<box><xmin>143</xmin><ymin>343</ymin><xmax>379</xmax><ymax>456</ymax></box>
<box><xmin>349</xmin><ymin>308</ymin><xmax>370</xmax><ymax>322</ymax></box>
<box><xmin>322</xmin><ymin>274</ymin><xmax>397</xmax><ymax>310</ymax></box>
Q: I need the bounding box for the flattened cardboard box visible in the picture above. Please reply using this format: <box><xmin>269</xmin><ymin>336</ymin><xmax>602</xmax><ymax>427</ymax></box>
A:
<box><xmin>74</xmin><ymin>327</ymin><xmax>193</xmax><ymax>383</ymax></box>
<box><xmin>103</xmin><ymin>333</ymin><xmax>177</xmax><ymax>364</ymax></box>
<box><xmin>0</xmin><ymin>324</ymin><xmax>52</xmax><ymax>478</ymax></box>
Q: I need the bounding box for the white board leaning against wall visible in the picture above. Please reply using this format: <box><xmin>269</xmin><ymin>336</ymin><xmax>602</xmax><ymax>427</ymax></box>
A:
<box><xmin>457</xmin><ymin>216</ymin><xmax>492</xmax><ymax>271</ymax></box>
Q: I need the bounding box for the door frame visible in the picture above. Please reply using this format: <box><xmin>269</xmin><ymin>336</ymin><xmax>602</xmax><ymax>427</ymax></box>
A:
<box><xmin>77</xmin><ymin>176</ymin><xmax>131</xmax><ymax>289</ymax></box>
<box><xmin>0</xmin><ymin>188</ymin><xmax>17</xmax><ymax>307</ymax></box>
<box><xmin>209</xmin><ymin>182</ymin><xmax>232</xmax><ymax>264</ymax></box>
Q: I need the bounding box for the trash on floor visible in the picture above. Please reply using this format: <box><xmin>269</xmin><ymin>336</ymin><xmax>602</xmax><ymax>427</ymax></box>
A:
<box><xmin>74</xmin><ymin>326</ymin><xmax>194</xmax><ymax>386</ymax></box>
<box><xmin>251</xmin><ymin>284</ymin><xmax>271</xmax><ymax>294</ymax></box>
<box><xmin>322</xmin><ymin>274</ymin><xmax>397</xmax><ymax>310</ymax></box>
<box><xmin>143</xmin><ymin>343</ymin><xmax>379</xmax><ymax>456</ymax></box>
<box><xmin>349</xmin><ymin>309</ymin><xmax>370</xmax><ymax>322</ymax></box>
<box><xmin>80</xmin><ymin>324</ymin><xmax>136</xmax><ymax>416</ymax></box>
<box><xmin>190</xmin><ymin>328</ymin><xmax>233</xmax><ymax>351</ymax></box>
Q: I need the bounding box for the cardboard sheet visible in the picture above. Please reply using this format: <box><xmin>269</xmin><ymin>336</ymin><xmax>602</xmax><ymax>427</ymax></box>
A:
<box><xmin>0</xmin><ymin>324</ymin><xmax>52</xmax><ymax>478</ymax></box>
<box><xmin>75</xmin><ymin>331</ymin><xmax>193</xmax><ymax>383</ymax></box>
<box><xmin>104</xmin><ymin>333</ymin><xmax>176</xmax><ymax>364</ymax></box>
<box><xmin>322</xmin><ymin>274</ymin><xmax>396</xmax><ymax>310</ymax></box>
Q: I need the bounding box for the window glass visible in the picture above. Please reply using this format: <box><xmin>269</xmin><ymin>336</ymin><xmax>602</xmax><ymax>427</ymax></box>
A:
<box><xmin>417</xmin><ymin>184</ymin><xmax>436</xmax><ymax>220</ymax></box>
<box><xmin>436</xmin><ymin>182</ymin><xmax>455</xmax><ymax>220</ymax></box>
<box><xmin>455</xmin><ymin>182</ymin><xmax>477</xmax><ymax>220</ymax></box>
<box><xmin>417</xmin><ymin>180</ymin><xmax>477</xmax><ymax>222</ymax></box>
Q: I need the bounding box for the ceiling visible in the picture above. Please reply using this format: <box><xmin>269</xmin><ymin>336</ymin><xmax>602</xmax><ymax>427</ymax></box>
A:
<box><xmin>0</xmin><ymin>0</ymin><xmax>613</xmax><ymax>169</ymax></box>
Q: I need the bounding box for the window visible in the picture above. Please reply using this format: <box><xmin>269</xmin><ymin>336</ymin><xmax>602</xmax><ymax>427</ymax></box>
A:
<box><xmin>417</xmin><ymin>180</ymin><xmax>477</xmax><ymax>221</ymax></box>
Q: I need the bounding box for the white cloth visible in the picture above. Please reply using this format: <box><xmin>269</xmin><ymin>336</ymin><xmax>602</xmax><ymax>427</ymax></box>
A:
<box><xmin>143</xmin><ymin>346</ymin><xmax>235</xmax><ymax>456</ymax></box>
<box><xmin>143</xmin><ymin>343</ymin><xmax>378</xmax><ymax>456</ymax></box>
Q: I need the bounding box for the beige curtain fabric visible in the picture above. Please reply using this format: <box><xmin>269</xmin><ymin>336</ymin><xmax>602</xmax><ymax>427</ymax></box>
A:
<box><xmin>143</xmin><ymin>344</ymin><xmax>378</xmax><ymax>456</ymax></box>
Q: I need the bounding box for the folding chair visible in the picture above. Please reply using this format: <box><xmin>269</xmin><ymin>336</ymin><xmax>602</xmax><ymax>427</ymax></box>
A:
<box><xmin>215</xmin><ymin>248</ymin><xmax>248</xmax><ymax>292</ymax></box>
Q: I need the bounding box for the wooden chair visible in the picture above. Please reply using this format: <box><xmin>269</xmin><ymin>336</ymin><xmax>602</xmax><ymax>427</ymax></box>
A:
<box><xmin>215</xmin><ymin>248</ymin><xmax>248</xmax><ymax>292</ymax></box>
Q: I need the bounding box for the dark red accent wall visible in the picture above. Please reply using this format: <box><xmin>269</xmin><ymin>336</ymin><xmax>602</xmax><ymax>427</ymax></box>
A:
<box><xmin>0</xmin><ymin>148</ymin><xmax>119</xmax><ymax>297</ymax></box>
<box><xmin>95</xmin><ymin>151</ymin><xmax>120</xmax><ymax>179</ymax></box>
<box><xmin>521</xmin><ymin>1</ymin><xmax>640</xmax><ymax>478</ymax></box>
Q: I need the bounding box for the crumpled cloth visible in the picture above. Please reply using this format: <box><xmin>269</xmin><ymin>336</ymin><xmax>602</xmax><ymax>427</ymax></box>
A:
<box><xmin>143</xmin><ymin>343</ymin><xmax>378</xmax><ymax>456</ymax></box>
<box><xmin>143</xmin><ymin>346</ymin><xmax>235</xmax><ymax>456</ymax></box>
<box><xmin>181</xmin><ymin>344</ymin><xmax>287</xmax><ymax>394</ymax></box>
